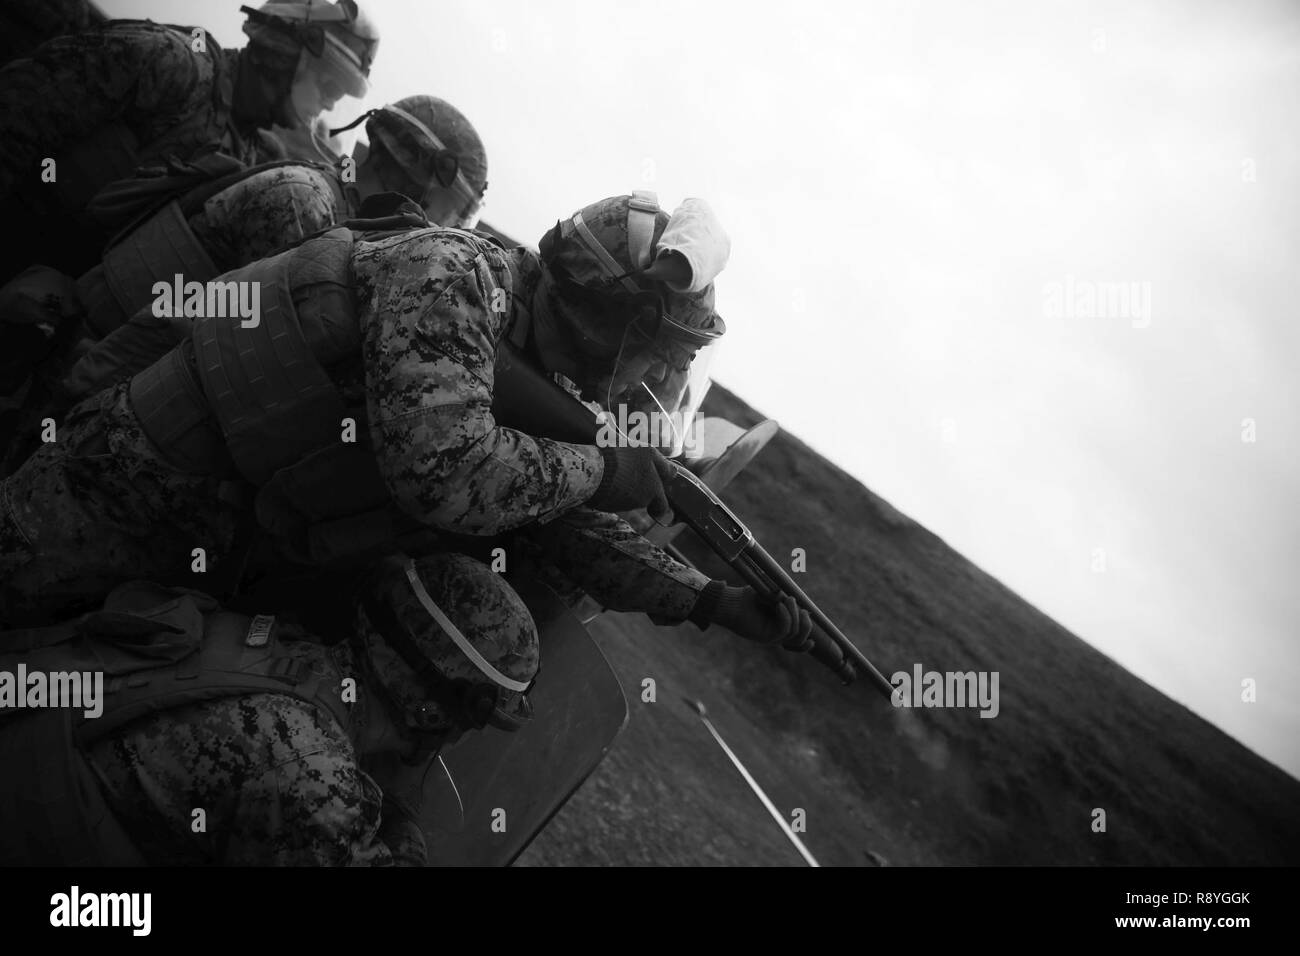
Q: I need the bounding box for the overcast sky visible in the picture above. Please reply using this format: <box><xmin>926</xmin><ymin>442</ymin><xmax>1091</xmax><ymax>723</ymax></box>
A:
<box><xmin>104</xmin><ymin>0</ymin><xmax>1300</xmax><ymax>779</ymax></box>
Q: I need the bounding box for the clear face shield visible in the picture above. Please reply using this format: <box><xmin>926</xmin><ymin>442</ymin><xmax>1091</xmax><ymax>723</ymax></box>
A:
<box><xmin>407</xmin><ymin>159</ymin><xmax>482</xmax><ymax>229</ymax></box>
<box><xmin>289</xmin><ymin>46</ymin><xmax>362</xmax><ymax>128</ymax></box>
<box><xmin>597</xmin><ymin>302</ymin><xmax>721</xmax><ymax>458</ymax></box>
<box><xmin>445</xmin><ymin>175</ymin><xmax>484</xmax><ymax>229</ymax></box>
<box><xmin>543</xmin><ymin>192</ymin><xmax>728</xmax><ymax>457</ymax></box>
<box><xmin>245</xmin><ymin>2</ymin><xmax>376</xmax><ymax>125</ymax></box>
<box><xmin>377</xmin><ymin>104</ymin><xmax>484</xmax><ymax>229</ymax></box>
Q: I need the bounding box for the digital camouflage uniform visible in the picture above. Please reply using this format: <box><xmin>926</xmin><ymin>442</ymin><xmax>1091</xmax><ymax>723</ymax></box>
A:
<box><xmin>0</xmin><ymin>163</ymin><xmax>351</xmax><ymax>479</ymax></box>
<box><xmin>0</xmin><ymin>581</ymin><xmax>427</xmax><ymax>866</ymax></box>
<box><xmin>188</xmin><ymin>162</ymin><xmax>351</xmax><ymax>276</ymax></box>
<box><xmin>0</xmin><ymin>21</ymin><xmax>275</xmax><ymax>202</ymax></box>
<box><xmin>511</xmin><ymin>506</ymin><xmax>706</xmax><ymax>622</ymax></box>
<box><xmin>0</xmin><ymin>20</ymin><xmax>283</xmax><ymax>282</ymax></box>
<box><xmin>86</xmin><ymin>634</ymin><xmax>423</xmax><ymax>866</ymax></box>
<box><xmin>0</xmin><ymin>227</ymin><xmax>711</xmax><ymax>626</ymax></box>
<box><xmin>352</xmin><ymin>230</ymin><xmax>604</xmax><ymax>533</ymax></box>
<box><xmin>0</xmin><ymin>381</ymin><xmax>241</xmax><ymax>620</ymax></box>
<box><xmin>62</xmin><ymin>161</ymin><xmax>350</xmax><ymax>357</ymax></box>
<box><xmin>353</xmin><ymin>230</ymin><xmax>709</xmax><ymax>618</ymax></box>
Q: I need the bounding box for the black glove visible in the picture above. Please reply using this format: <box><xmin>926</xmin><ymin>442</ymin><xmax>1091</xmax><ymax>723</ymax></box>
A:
<box><xmin>587</xmin><ymin>445</ymin><xmax>675</xmax><ymax>522</ymax></box>
<box><xmin>0</xmin><ymin>267</ymin><xmax>81</xmax><ymax>392</ymax></box>
<box><xmin>0</xmin><ymin>266</ymin><xmax>81</xmax><ymax>327</ymax></box>
<box><xmin>703</xmin><ymin>584</ymin><xmax>814</xmax><ymax>652</ymax></box>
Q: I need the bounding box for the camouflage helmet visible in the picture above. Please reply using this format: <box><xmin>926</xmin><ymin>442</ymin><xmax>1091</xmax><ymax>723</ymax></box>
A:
<box><xmin>358</xmin><ymin>96</ymin><xmax>488</xmax><ymax>227</ymax></box>
<box><xmin>355</xmin><ymin>552</ymin><xmax>538</xmax><ymax>743</ymax></box>
<box><xmin>536</xmin><ymin>192</ymin><xmax>727</xmax><ymax>424</ymax></box>
<box><xmin>241</xmin><ymin>1</ymin><xmax>379</xmax><ymax>97</ymax></box>
<box><xmin>538</xmin><ymin>191</ymin><xmax>725</xmax><ymax>364</ymax></box>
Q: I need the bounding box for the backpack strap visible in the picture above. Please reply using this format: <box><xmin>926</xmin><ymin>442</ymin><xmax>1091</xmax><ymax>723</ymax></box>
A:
<box><xmin>97</xmin><ymin>157</ymin><xmax>332</xmax><ymax>249</ymax></box>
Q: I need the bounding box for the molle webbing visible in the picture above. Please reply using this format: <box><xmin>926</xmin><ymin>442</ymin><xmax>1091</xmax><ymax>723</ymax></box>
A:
<box><xmin>73</xmin><ymin>609</ymin><xmax>351</xmax><ymax>746</ymax></box>
<box><xmin>189</xmin><ymin>229</ymin><xmax>358</xmax><ymax>485</ymax></box>
<box><xmin>100</xmin><ymin>200</ymin><xmax>220</xmax><ymax>329</ymax></box>
<box><xmin>130</xmin><ymin>340</ymin><xmax>233</xmax><ymax>476</ymax></box>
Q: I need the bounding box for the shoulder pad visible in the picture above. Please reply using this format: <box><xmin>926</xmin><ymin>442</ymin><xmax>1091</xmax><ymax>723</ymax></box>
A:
<box><xmin>161</xmin><ymin>22</ymin><xmax>227</xmax><ymax>54</ymax></box>
<box><xmin>344</xmin><ymin>209</ymin><xmax>432</xmax><ymax>240</ymax></box>
<box><xmin>467</xmin><ymin>228</ymin><xmax>507</xmax><ymax>252</ymax></box>
<box><xmin>105</xmin><ymin>20</ymin><xmax>227</xmax><ymax>55</ymax></box>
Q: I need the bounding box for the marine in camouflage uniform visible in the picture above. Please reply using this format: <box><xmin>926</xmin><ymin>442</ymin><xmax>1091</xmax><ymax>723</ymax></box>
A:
<box><xmin>0</xmin><ymin>227</ymin><xmax>605</xmax><ymax>620</ymax></box>
<box><xmin>134</xmin><ymin>94</ymin><xmax>489</xmax><ymax>314</ymax></box>
<box><xmin>190</xmin><ymin>162</ymin><xmax>351</xmax><ymax>275</ymax></box>
<box><xmin>0</xmin><ymin>196</ymin><xmax>810</xmax><ymax>650</ymax></box>
<box><xmin>0</xmin><ymin>553</ymin><xmax>537</xmax><ymax>866</ymax></box>
<box><xmin>86</xmin><ymin>632</ymin><xmax>418</xmax><ymax>866</ymax></box>
<box><xmin>0</xmin><ymin>20</ymin><xmax>279</xmax><ymax>282</ymax></box>
<box><xmin>0</xmin><ymin>0</ymin><xmax>98</xmax><ymax>66</ymax></box>
<box><xmin>0</xmin><ymin>95</ymin><xmax>484</xmax><ymax>475</ymax></box>
<box><xmin>0</xmin><ymin>3</ymin><xmax>377</xmax><ymax>282</ymax></box>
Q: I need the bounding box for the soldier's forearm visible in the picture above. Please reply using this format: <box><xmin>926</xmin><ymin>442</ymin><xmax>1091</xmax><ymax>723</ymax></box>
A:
<box><xmin>376</xmin><ymin>407</ymin><xmax>605</xmax><ymax>535</ymax></box>
<box><xmin>522</xmin><ymin>508</ymin><xmax>709</xmax><ymax>621</ymax></box>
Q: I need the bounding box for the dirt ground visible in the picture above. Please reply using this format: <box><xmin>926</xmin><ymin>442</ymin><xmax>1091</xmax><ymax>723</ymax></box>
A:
<box><xmin>516</xmin><ymin>385</ymin><xmax>1300</xmax><ymax>867</ymax></box>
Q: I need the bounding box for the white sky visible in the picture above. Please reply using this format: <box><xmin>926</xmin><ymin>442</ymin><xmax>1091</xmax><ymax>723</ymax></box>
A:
<box><xmin>104</xmin><ymin>0</ymin><xmax>1300</xmax><ymax>779</ymax></box>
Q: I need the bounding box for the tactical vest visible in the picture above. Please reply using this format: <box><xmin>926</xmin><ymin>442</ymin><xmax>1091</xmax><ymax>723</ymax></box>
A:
<box><xmin>121</xmin><ymin>226</ymin><xmax>410</xmax><ymax>563</ymax></box>
<box><xmin>0</xmin><ymin>595</ymin><xmax>351</xmax><ymax>866</ymax></box>
<box><xmin>75</xmin><ymin>214</ymin><xmax>478</xmax><ymax>565</ymax></box>
<box><xmin>76</xmin><ymin>159</ymin><xmax>336</xmax><ymax>339</ymax></box>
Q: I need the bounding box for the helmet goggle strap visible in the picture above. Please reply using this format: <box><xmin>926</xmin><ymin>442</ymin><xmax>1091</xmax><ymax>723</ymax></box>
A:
<box><xmin>562</xmin><ymin>189</ymin><xmax>660</xmax><ymax>295</ymax></box>
<box><xmin>554</xmin><ymin>190</ymin><xmax>724</xmax><ymax>345</ymax></box>
<box><xmin>243</xmin><ymin>2</ymin><xmax>377</xmax><ymax>71</ymax></box>
<box><xmin>358</xmin><ymin>589</ymin><xmax>491</xmax><ymax>735</ymax></box>
<box><xmin>356</xmin><ymin>559</ymin><xmax>533</xmax><ymax>733</ymax></box>
<box><xmin>401</xmin><ymin>558</ymin><xmax>531</xmax><ymax>694</ymax></box>
<box><xmin>332</xmin><ymin>104</ymin><xmax>483</xmax><ymax>224</ymax></box>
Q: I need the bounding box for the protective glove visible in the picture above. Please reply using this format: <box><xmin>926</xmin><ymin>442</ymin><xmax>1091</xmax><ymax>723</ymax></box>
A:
<box><xmin>706</xmin><ymin>584</ymin><xmax>814</xmax><ymax>652</ymax></box>
<box><xmin>0</xmin><ymin>266</ymin><xmax>81</xmax><ymax>327</ymax></box>
<box><xmin>586</xmin><ymin>445</ymin><xmax>675</xmax><ymax>522</ymax></box>
<box><xmin>0</xmin><ymin>266</ymin><xmax>82</xmax><ymax>392</ymax></box>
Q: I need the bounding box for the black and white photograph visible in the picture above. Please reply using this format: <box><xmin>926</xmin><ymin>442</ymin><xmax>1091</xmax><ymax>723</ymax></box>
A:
<box><xmin>0</xmin><ymin>0</ymin><xmax>1293</xmax><ymax>934</ymax></box>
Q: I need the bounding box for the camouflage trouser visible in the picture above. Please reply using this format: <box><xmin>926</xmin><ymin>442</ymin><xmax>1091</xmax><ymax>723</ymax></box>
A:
<box><xmin>0</xmin><ymin>381</ymin><xmax>241</xmax><ymax>626</ymax></box>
